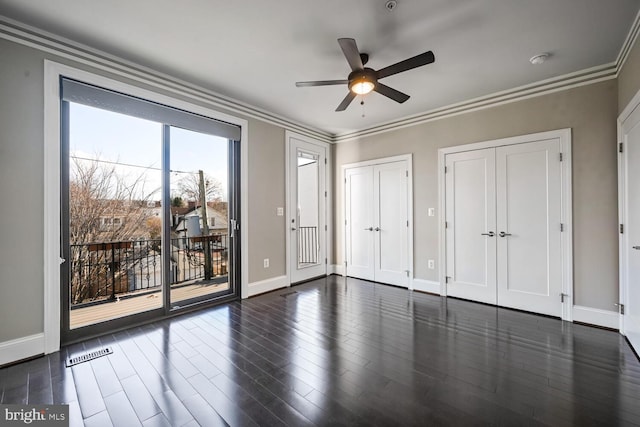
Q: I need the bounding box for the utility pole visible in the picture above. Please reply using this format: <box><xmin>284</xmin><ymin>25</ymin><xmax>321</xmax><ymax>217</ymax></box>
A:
<box><xmin>199</xmin><ymin>170</ymin><xmax>212</xmax><ymax>280</ymax></box>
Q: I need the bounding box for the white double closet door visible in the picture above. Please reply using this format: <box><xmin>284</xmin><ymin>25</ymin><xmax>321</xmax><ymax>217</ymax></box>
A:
<box><xmin>445</xmin><ymin>140</ymin><xmax>563</xmax><ymax>316</ymax></box>
<box><xmin>345</xmin><ymin>160</ymin><xmax>409</xmax><ymax>287</ymax></box>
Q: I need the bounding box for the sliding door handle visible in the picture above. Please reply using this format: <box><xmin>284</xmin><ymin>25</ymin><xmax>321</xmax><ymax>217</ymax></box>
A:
<box><xmin>364</xmin><ymin>227</ymin><xmax>373</xmax><ymax>231</ymax></box>
<box><xmin>481</xmin><ymin>232</ymin><xmax>495</xmax><ymax>237</ymax></box>
<box><xmin>633</xmin><ymin>246</ymin><xmax>640</xmax><ymax>250</ymax></box>
<box><xmin>499</xmin><ymin>231</ymin><xmax>512</xmax><ymax>237</ymax></box>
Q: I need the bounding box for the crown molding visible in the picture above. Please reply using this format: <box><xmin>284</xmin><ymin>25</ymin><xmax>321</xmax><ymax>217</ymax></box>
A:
<box><xmin>333</xmin><ymin>63</ymin><xmax>617</xmax><ymax>142</ymax></box>
<box><xmin>2</xmin><ymin>8</ymin><xmax>639</xmax><ymax>145</ymax></box>
<box><xmin>615</xmin><ymin>8</ymin><xmax>640</xmax><ymax>75</ymax></box>
<box><xmin>0</xmin><ymin>16</ymin><xmax>333</xmax><ymax>143</ymax></box>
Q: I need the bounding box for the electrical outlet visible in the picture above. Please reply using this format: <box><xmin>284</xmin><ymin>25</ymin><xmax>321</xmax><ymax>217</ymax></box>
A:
<box><xmin>428</xmin><ymin>259</ymin><xmax>435</xmax><ymax>269</ymax></box>
<box><xmin>428</xmin><ymin>208</ymin><xmax>435</xmax><ymax>217</ymax></box>
<box><xmin>276</xmin><ymin>207</ymin><xmax>284</xmax><ymax>216</ymax></box>
<box><xmin>263</xmin><ymin>258</ymin><xmax>269</xmax><ymax>268</ymax></box>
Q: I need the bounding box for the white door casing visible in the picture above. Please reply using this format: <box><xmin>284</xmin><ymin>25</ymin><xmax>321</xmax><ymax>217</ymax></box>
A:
<box><xmin>619</xmin><ymin>94</ymin><xmax>640</xmax><ymax>354</ymax></box>
<box><xmin>445</xmin><ymin>148</ymin><xmax>497</xmax><ymax>304</ymax></box>
<box><xmin>287</xmin><ymin>134</ymin><xmax>328</xmax><ymax>284</ymax></box>
<box><xmin>496</xmin><ymin>140</ymin><xmax>563</xmax><ymax>316</ymax></box>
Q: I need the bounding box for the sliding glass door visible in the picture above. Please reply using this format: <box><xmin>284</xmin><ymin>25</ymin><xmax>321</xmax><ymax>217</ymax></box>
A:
<box><xmin>60</xmin><ymin>79</ymin><xmax>240</xmax><ymax>343</ymax></box>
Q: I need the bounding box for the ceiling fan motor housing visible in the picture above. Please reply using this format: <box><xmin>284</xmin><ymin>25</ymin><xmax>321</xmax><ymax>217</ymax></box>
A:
<box><xmin>348</xmin><ymin>68</ymin><xmax>378</xmax><ymax>91</ymax></box>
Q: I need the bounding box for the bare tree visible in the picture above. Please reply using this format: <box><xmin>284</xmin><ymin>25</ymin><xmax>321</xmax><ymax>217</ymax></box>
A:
<box><xmin>69</xmin><ymin>157</ymin><xmax>159</xmax><ymax>304</ymax></box>
<box><xmin>176</xmin><ymin>171</ymin><xmax>223</xmax><ymax>203</ymax></box>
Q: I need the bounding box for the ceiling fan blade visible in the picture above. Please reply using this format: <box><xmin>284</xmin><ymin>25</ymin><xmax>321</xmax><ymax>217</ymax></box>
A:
<box><xmin>296</xmin><ymin>80</ymin><xmax>349</xmax><ymax>87</ymax></box>
<box><xmin>376</xmin><ymin>51</ymin><xmax>435</xmax><ymax>79</ymax></box>
<box><xmin>374</xmin><ymin>83</ymin><xmax>410</xmax><ymax>103</ymax></box>
<box><xmin>336</xmin><ymin>92</ymin><xmax>357</xmax><ymax>111</ymax></box>
<box><xmin>338</xmin><ymin>38</ymin><xmax>364</xmax><ymax>71</ymax></box>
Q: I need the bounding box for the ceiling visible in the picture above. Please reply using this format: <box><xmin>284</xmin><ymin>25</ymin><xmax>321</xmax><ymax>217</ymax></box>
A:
<box><xmin>1</xmin><ymin>0</ymin><xmax>639</xmax><ymax>136</ymax></box>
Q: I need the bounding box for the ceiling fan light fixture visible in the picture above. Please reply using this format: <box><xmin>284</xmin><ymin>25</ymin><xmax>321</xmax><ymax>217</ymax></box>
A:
<box><xmin>350</xmin><ymin>79</ymin><xmax>375</xmax><ymax>95</ymax></box>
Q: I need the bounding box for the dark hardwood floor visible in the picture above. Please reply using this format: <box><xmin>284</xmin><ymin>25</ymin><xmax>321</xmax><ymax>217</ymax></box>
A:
<box><xmin>2</xmin><ymin>276</ymin><xmax>640</xmax><ymax>426</ymax></box>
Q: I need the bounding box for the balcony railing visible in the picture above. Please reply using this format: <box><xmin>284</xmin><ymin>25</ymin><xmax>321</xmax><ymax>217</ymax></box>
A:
<box><xmin>69</xmin><ymin>234</ymin><xmax>228</xmax><ymax>308</ymax></box>
<box><xmin>298</xmin><ymin>226</ymin><xmax>318</xmax><ymax>264</ymax></box>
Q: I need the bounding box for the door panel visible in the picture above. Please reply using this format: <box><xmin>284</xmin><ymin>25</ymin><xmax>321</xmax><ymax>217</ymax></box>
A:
<box><xmin>445</xmin><ymin>149</ymin><xmax>497</xmax><ymax>304</ymax></box>
<box><xmin>375</xmin><ymin>162</ymin><xmax>409</xmax><ymax>286</ymax></box>
<box><xmin>346</xmin><ymin>166</ymin><xmax>375</xmax><ymax>281</ymax></box>
<box><xmin>496</xmin><ymin>140</ymin><xmax>562</xmax><ymax>316</ymax></box>
<box><xmin>623</xmin><ymin>104</ymin><xmax>640</xmax><ymax>353</ymax></box>
<box><xmin>289</xmin><ymin>137</ymin><xmax>327</xmax><ymax>283</ymax></box>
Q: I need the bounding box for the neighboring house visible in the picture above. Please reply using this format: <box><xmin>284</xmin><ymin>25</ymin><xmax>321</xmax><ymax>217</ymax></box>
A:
<box><xmin>173</xmin><ymin>204</ymin><xmax>228</xmax><ymax>250</ymax></box>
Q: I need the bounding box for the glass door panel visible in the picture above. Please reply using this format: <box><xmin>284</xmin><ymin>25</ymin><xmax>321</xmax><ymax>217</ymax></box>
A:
<box><xmin>168</xmin><ymin>126</ymin><xmax>232</xmax><ymax>308</ymax></box>
<box><xmin>65</xmin><ymin>102</ymin><xmax>164</xmax><ymax>329</ymax></box>
<box><xmin>297</xmin><ymin>151</ymin><xmax>320</xmax><ymax>268</ymax></box>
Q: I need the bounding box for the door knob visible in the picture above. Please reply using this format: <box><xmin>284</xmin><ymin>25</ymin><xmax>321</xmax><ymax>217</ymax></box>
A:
<box><xmin>499</xmin><ymin>231</ymin><xmax>512</xmax><ymax>237</ymax></box>
<box><xmin>481</xmin><ymin>232</ymin><xmax>495</xmax><ymax>237</ymax></box>
<box><xmin>364</xmin><ymin>227</ymin><xmax>373</xmax><ymax>231</ymax></box>
<box><xmin>374</xmin><ymin>227</ymin><xmax>380</xmax><ymax>231</ymax></box>
<box><xmin>291</xmin><ymin>227</ymin><xmax>297</xmax><ymax>231</ymax></box>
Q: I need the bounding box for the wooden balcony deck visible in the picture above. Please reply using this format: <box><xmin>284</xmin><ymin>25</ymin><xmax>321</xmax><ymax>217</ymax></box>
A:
<box><xmin>70</xmin><ymin>281</ymin><xmax>229</xmax><ymax>328</ymax></box>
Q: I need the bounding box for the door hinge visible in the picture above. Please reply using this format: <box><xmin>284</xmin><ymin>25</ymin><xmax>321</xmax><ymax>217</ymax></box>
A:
<box><xmin>444</xmin><ymin>166</ymin><xmax>448</xmax><ymax>174</ymax></box>
<box><xmin>445</xmin><ymin>221</ymin><xmax>448</xmax><ymax>228</ymax></box>
<box><xmin>324</xmin><ymin>158</ymin><xmax>327</xmax><ymax>164</ymax></box>
<box><xmin>619</xmin><ymin>142</ymin><xmax>624</xmax><ymax>153</ymax></box>
<box><xmin>615</xmin><ymin>303</ymin><xmax>625</xmax><ymax>315</ymax></box>
<box><xmin>406</xmin><ymin>270</ymin><xmax>410</xmax><ymax>277</ymax></box>
<box><xmin>345</xmin><ymin>220</ymin><xmax>347</xmax><ymax>226</ymax></box>
<box><xmin>324</xmin><ymin>191</ymin><xmax>327</xmax><ymax>197</ymax></box>
<box><xmin>620</xmin><ymin>224</ymin><xmax>624</xmax><ymax>234</ymax></box>
<box><xmin>445</xmin><ymin>276</ymin><xmax>451</xmax><ymax>283</ymax></box>
<box><xmin>560</xmin><ymin>293</ymin><xmax>569</xmax><ymax>303</ymax></box>
<box><xmin>325</xmin><ymin>225</ymin><xmax>327</xmax><ymax>231</ymax></box>
<box><xmin>407</xmin><ymin>220</ymin><xmax>409</xmax><ymax>227</ymax></box>
<box><xmin>325</xmin><ymin>258</ymin><xmax>328</xmax><ymax>265</ymax></box>
<box><xmin>559</xmin><ymin>153</ymin><xmax>563</xmax><ymax>162</ymax></box>
<box><xmin>560</xmin><ymin>223</ymin><xmax>564</xmax><ymax>232</ymax></box>
<box><xmin>406</xmin><ymin>170</ymin><xmax>409</xmax><ymax>177</ymax></box>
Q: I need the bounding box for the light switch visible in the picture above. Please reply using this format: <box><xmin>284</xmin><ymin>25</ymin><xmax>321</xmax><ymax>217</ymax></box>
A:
<box><xmin>277</xmin><ymin>207</ymin><xmax>284</xmax><ymax>216</ymax></box>
<box><xmin>428</xmin><ymin>208</ymin><xmax>435</xmax><ymax>217</ymax></box>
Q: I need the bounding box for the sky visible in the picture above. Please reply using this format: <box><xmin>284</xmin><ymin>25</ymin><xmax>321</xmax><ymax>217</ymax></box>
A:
<box><xmin>69</xmin><ymin>103</ymin><xmax>229</xmax><ymax>201</ymax></box>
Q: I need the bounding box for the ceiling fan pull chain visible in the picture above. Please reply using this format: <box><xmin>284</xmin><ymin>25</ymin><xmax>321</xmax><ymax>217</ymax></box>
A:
<box><xmin>361</xmin><ymin>96</ymin><xmax>366</xmax><ymax>118</ymax></box>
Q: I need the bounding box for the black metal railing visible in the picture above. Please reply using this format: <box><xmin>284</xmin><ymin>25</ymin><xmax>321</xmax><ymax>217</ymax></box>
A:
<box><xmin>298</xmin><ymin>226</ymin><xmax>318</xmax><ymax>264</ymax></box>
<box><xmin>70</xmin><ymin>234</ymin><xmax>228</xmax><ymax>308</ymax></box>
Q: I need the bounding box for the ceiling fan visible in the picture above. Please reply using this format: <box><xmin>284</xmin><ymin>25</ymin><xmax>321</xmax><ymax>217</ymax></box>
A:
<box><xmin>296</xmin><ymin>38</ymin><xmax>435</xmax><ymax>111</ymax></box>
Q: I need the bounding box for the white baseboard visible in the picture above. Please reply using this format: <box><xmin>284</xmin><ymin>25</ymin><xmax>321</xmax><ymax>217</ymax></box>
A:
<box><xmin>247</xmin><ymin>275</ymin><xmax>288</xmax><ymax>297</ymax></box>
<box><xmin>0</xmin><ymin>333</ymin><xmax>44</xmax><ymax>366</ymax></box>
<box><xmin>330</xmin><ymin>264</ymin><xmax>345</xmax><ymax>276</ymax></box>
<box><xmin>412</xmin><ymin>278</ymin><xmax>442</xmax><ymax>295</ymax></box>
<box><xmin>572</xmin><ymin>305</ymin><xmax>619</xmax><ymax>329</ymax></box>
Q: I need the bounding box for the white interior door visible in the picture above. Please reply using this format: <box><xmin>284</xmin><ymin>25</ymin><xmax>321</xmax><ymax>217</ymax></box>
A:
<box><xmin>621</xmin><ymin>102</ymin><xmax>640</xmax><ymax>353</ymax></box>
<box><xmin>496</xmin><ymin>140</ymin><xmax>563</xmax><ymax>316</ymax></box>
<box><xmin>288</xmin><ymin>137</ymin><xmax>326</xmax><ymax>283</ymax></box>
<box><xmin>445</xmin><ymin>149</ymin><xmax>497</xmax><ymax>304</ymax></box>
<box><xmin>374</xmin><ymin>161</ymin><xmax>409</xmax><ymax>287</ymax></box>
<box><xmin>345</xmin><ymin>166</ymin><xmax>375</xmax><ymax>281</ymax></box>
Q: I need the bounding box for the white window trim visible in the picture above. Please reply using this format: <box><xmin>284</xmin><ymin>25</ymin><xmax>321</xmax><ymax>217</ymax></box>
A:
<box><xmin>43</xmin><ymin>60</ymin><xmax>249</xmax><ymax>354</ymax></box>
